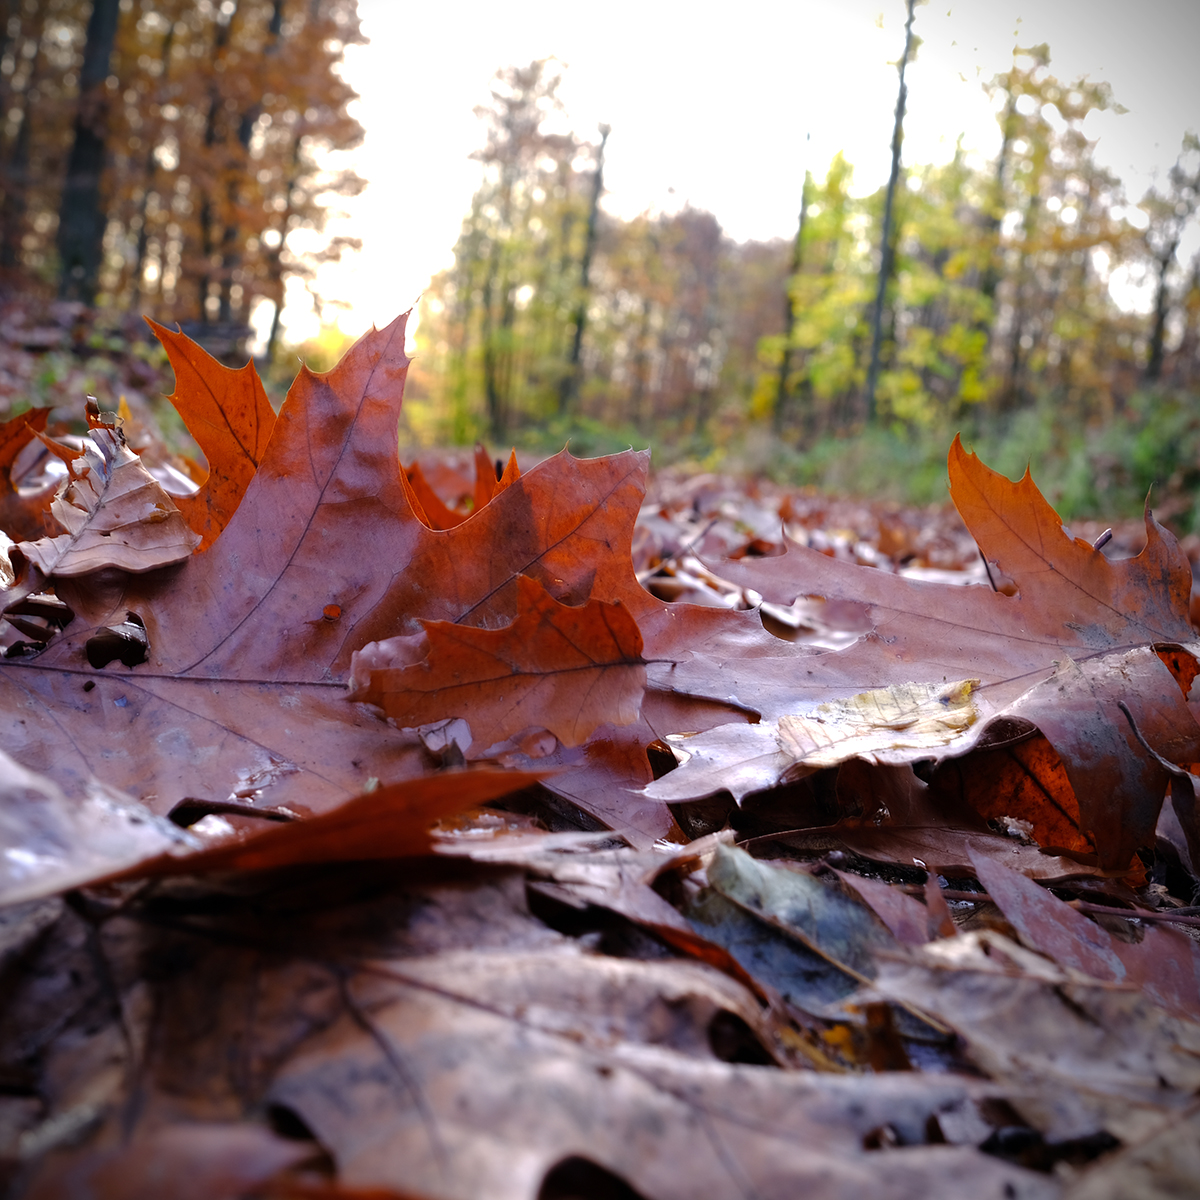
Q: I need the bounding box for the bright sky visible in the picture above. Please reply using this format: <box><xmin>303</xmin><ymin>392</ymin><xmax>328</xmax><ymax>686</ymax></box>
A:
<box><xmin>272</xmin><ymin>0</ymin><xmax>1200</xmax><ymax>343</ymax></box>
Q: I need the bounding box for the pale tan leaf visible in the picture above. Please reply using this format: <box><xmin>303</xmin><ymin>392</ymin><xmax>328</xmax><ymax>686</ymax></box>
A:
<box><xmin>18</xmin><ymin>423</ymin><xmax>200</xmax><ymax>577</ymax></box>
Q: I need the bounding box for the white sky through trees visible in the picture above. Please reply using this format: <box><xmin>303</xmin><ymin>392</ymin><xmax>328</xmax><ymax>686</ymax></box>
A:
<box><xmin>277</xmin><ymin>0</ymin><xmax>1200</xmax><ymax>343</ymax></box>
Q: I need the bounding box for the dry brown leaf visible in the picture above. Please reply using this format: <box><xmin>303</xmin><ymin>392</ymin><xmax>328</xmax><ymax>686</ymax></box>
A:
<box><xmin>651</xmin><ymin>439</ymin><xmax>1200</xmax><ymax>868</ymax></box>
<box><xmin>18</xmin><ymin>418</ymin><xmax>200</xmax><ymax>577</ymax></box>
<box><xmin>349</xmin><ymin>574</ymin><xmax>645</xmax><ymax>750</ymax></box>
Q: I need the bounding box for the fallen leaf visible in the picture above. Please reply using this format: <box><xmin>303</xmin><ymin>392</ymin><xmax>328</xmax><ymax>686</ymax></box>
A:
<box><xmin>18</xmin><ymin>417</ymin><xmax>201</xmax><ymax>577</ymax></box>
<box><xmin>3</xmin><ymin>316</ymin><xmax>652</xmax><ymax>822</ymax></box>
<box><xmin>868</xmin><ymin>929</ymin><xmax>1200</xmax><ymax>1143</ymax></box>
<box><xmin>349</xmin><ymin>574</ymin><xmax>645</xmax><ymax>750</ymax></box>
<box><xmin>269</xmin><ymin>944</ymin><xmax>1051</xmax><ymax>1199</ymax></box>
<box><xmin>403</xmin><ymin>460</ymin><xmax>464</xmax><ymax>530</ymax></box>
<box><xmin>0</xmin><ymin>747</ymin><xmax>194</xmax><ymax>906</ymax></box>
<box><xmin>707</xmin><ymin>843</ymin><xmax>897</xmax><ymax>982</ymax></box>
<box><xmin>25</xmin><ymin>1122</ymin><xmax>319</xmax><ymax>1200</ymax></box>
<box><xmin>652</xmin><ymin>439</ymin><xmax>1200</xmax><ymax>868</ymax></box>
<box><xmin>968</xmin><ymin>848</ymin><xmax>1200</xmax><ymax>1020</ymax></box>
<box><xmin>776</xmin><ymin>678</ymin><xmax>980</xmax><ymax>770</ymax></box>
<box><xmin>0</xmin><ymin>407</ymin><xmax>52</xmax><ymax>542</ymax></box>
<box><xmin>134</xmin><ymin>767</ymin><xmax>546</xmax><ymax>878</ymax></box>
<box><xmin>1061</xmin><ymin>1102</ymin><xmax>1200</xmax><ymax>1200</ymax></box>
<box><xmin>147</xmin><ymin>318</ymin><xmax>277</xmax><ymax>550</ymax></box>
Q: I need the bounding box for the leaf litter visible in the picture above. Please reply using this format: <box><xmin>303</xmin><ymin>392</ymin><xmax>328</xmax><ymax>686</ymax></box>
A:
<box><xmin>2</xmin><ymin>316</ymin><xmax>1200</xmax><ymax>1198</ymax></box>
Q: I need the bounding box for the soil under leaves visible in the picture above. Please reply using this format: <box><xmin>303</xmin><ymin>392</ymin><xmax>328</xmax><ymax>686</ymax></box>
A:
<box><xmin>2</xmin><ymin>313</ymin><xmax>1200</xmax><ymax>1199</ymax></box>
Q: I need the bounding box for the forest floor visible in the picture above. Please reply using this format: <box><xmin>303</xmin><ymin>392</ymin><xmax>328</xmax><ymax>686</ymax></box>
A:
<box><xmin>2</xmin><ymin>311</ymin><xmax>1200</xmax><ymax>1199</ymax></box>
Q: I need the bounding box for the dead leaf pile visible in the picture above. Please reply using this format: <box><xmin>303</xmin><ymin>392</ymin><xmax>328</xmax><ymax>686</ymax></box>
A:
<box><xmin>2</xmin><ymin>313</ymin><xmax>1200</xmax><ymax>1199</ymax></box>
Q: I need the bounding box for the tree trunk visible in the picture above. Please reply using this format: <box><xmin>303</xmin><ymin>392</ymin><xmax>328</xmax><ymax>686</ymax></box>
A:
<box><xmin>132</xmin><ymin>21</ymin><xmax>178</xmax><ymax>303</ymax></box>
<box><xmin>198</xmin><ymin>2</ymin><xmax>239</xmax><ymax>322</ymax></box>
<box><xmin>1146</xmin><ymin>241</ymin><xmax>1179</xmax><ymax>382</ymax></box>
<box><xmin>0</xmin><ymin>12</ymin><xmax>43</xmax><ymax>272</ymax></box>
<box><xmin>864</xmin><ymin>0</ymin><xmax>917</xmax><ymax>422</ymax></box>
<box><xmin>774</xmin><ymin>165</ymin><xmax>811</xmax><ymax>435</ymax></box>
<box><xmin>56</xmin><ymin>0</ymin><xmax>121</xmax><ymax>302</ymax></box>
<box><xmin>558</xmin><ymin>124</ymin><xmax>610</xmax><ymax>414</ymax></box>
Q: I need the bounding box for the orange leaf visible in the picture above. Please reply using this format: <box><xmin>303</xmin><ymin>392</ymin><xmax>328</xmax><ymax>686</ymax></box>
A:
<box><xmin>947</xmin><ymin>434</ymin><xmax>1194</xmax><ymax>648</ymax></box>
<box><xmin>0</xmin><ymin>316</ymin><xmax>664</xmax><ymax>832</ymax></box>
<box><xmin>0</xmin><ymin>406</ymin><xmax>49</xmax><ymax>475</ymax></box>
<box><xmin>351</xmin><ymin>575</ymin><xmax>646</xmax><ymax>750</ymax></box>
<box><xmin>473</xmin><ymin>442</ymin><xmax>497</xmax><ymax>510</ymax></box>
<box><xmin>147</xmin><ymin>317</ymin><xmax>276</xmax><ymax>550</ymax></box>
<box><xmin>659</xmin><ymin>438</ymin><xmax>1200</xmax><ymax>869</ymax></box>
<box><xmin>405</xmin><ymin>460</ymin><xmax>465</xmax><ymax>529</ymax></box>
<box><xmin>136</xmin><ymin>767</ymin><xmax>546</xmax><ymax>876</ymax></box>
<box><xmin>0</xmin><ymin>407</ymin><xmax>52</xmax><ymax>541</ymax></box>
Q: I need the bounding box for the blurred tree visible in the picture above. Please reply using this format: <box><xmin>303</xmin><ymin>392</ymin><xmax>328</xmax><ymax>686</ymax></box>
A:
<box><xmin>1</xmin><ymin>0</ymin><xmax>364</xmax><ymax>350</ymax></box>
<box><xmin>864</xmin><ymin>0</ymin><xmax>921</xmax><ymax>421</ymax></box>
<box><xmin>419</xmin><ymin>60</ymin><xmax>606</xmax><ymax>440</ymax></box>
<box><xmin>772</xmin><ymin>161</ymin><xmax>810</xmax><ymax>435</ymax></box>
<box><xmin>559</xmin><ymin>122</ymin><xmax>609</xmax><ymax>415</ymax></box>
<box><xmin>1</xmin><ymin>0</ymin><xmax>79</xmax><ymax>279</ymax></box>
<box><xmin>56</xmin><ymin>0</ymin><xmax>120</xmax><ymax>302</ymax></box>
<box><xmin>982</xmin><ymin>45</ymin><xmax>1130</xmax><ymax>412</ymax></box>
<box><xmin>1140</xmin><ymin>134</ymin><xmax>1200</xmax><ymax>381</ymax></box>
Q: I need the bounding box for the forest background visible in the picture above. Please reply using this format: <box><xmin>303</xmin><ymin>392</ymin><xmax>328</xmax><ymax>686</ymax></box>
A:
<box><xmin>2</xmin><ymin>0</ymin><xmax>1200</xmax><ymax>528</ymax></box>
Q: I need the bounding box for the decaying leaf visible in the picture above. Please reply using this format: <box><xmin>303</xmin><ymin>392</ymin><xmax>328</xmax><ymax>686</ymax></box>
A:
<box><xmin>660</xmin><ymin>439</ymin><xmax>1200</xmax><ymax>869</ymax></box>
<box><xmin>18</xmin><ymin>417</ymin><xmax>200</xmax><ymax>577</ymax></box>
<box><xmin>777</xmin><ymin>678</ymin><xmax>981</xmax><ymax>770</ymax></box>
<box><xmin>350</xmin><ymin>574</ymin><xmax>646</xmax><ymax>750</ymax></box>
<box><xmin>968</xmin><ymin>849</ymin><xmax>1200</xmax><ymax>1020</ymax></box>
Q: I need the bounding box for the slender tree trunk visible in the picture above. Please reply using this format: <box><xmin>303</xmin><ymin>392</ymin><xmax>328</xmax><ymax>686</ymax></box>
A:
<box><xmin>558</xmin><ymin>124</ymin><xmax>610</xmax><ymax>414</ymax></box>
<box><xmin>264</xmin><ymin>133</ymin><xmax>305</xmax><ymax>360</ymax></box>
<box><xmin>219</xmin><ymin>0</ymin><xmax>284</xmax><ymax>323</ymax></box>
<box><xmin>56</xmin><ymin>0</ymin><xmax>121</xmax><ymax>302</ymax></box>
<box><xmin>774</xmin><ymin>165</ymin><xmax>811</xmax><ymax>435</ymax></box>
<box><xmin>1003</xmin><ymin>185</ymin><xmax>1040</xmax><ymax>410</ymax></box>
<box><xmin>198</xmin><ymin>2</ymin><xmax>239</xmax><ymax>322</ymax></box>
<box><xmin>482</xmin><ymin>163</ymin><xmax>516</xmax><ymax>440</ymax></box>
<box><xmin>132</xmin><ymin>21</ymin><xmax>177</xmax><ymax>303</ymax></box>
<box><xmin>976</xmin><ymin>91</ymin><xmax>1015</xmax><ymax>383</ymax></box>
<box><xmin>1147</xmin><ymin>242</ymin><xmax>1180</xmax><ymax>382</ymax></box>
<box><xmin>0</xmin><ymin>15</ymin><xmax>43</xmax><ymax>272</ymax></box>
<box><xmin>864</xmin><ymin>0</ymin><xmax>917</xmax><ymax>422</ymax></box>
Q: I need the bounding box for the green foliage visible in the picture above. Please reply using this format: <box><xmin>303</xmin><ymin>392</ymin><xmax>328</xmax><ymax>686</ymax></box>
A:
<box><xmin>409</xmin><ymin>46</ymin><xmax>1200</xmax><ymax>529</ymax></box>
<box><xmin>727</xmin><ymin>386</ymin><xmax>1200</xmax><ymax>533</ymax></box>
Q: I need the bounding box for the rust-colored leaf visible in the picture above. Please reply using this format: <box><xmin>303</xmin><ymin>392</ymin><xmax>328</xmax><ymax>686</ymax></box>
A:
<box><xmin>929</xmin><ymin>732</ymin><xmax>1096</xmax><ymax>859</ymax></box>
<box><xmin>948</xmin><ymin>435</ymin><xmax>1193</xmax><ymax>646</ymax></box>
<box><xmin>657</xmin><ymin>438</ymin><xmax>1200</xmax><ymax>868</ymax></box>
<box><xmin>0</xmin><ymin>405</ymin><xmax>49</xmax><ymax>474</ymax></box>
<box><xmin>137</xmin><ymin>767</ymin><xmax>545</xmax><ymax>877</ymax></box>
<box><xmin>404</xmin><ymin>459</ymin><xmax>464</xmax><ymax>529</ymax></box>
<box><xmin>0</xmin><ymin>316</ymin><xmax>664</xmax><ymax>830</ymax></box>
<box><xmin>969</xmin><ymin>849</ymin><xmax>1200</xmax><ymax>1020</ymax></box>
<box><xmin>0</xmin><ymin>406</ymin><xmax>52</xmax><ymax>541</ymax></box>
<box><xmin>350</xmin><ymin>574</ymin><xmax>645</xmax><ymax>750</ymax></box>
<box><xmin>148</xmin><ymin>317</ymin><xmax>276</xmax><ymax>549</ymax></box>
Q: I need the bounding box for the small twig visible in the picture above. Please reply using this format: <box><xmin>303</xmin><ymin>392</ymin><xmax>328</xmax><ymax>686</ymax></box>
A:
<box><xmin>635</xmin><ymin>517</ymin><xmax>720</xmax><ymax>585</ymax></box>
<box><xmin>1092</xmin><ymin>527</ymin><xmax>1113</xmax><ymax>551</ymax></box>
<box><xmin>896</xmin><ymin>884</ymin><xmax>1200</xmax><ymax>927</ymax></box>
